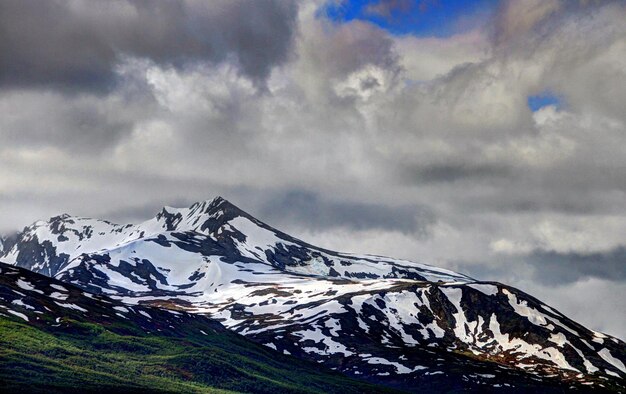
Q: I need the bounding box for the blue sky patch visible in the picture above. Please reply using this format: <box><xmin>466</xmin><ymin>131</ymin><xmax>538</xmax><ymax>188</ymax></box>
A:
<box><xmin>322</xmin><ymin>0</ymin><xmax>498</xmax><ymax>37</ymax></box>
<box><xmin>527</xmin><ymin>92</ymin><xmax>563</xmax><ymax>112</ymax></box>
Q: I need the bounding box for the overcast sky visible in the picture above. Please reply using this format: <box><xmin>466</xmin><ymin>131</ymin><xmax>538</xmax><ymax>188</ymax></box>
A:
<box><xmin>1</xmin><ymin>0</ymin><xmax>625</xmax><ymax>338</ymax></box>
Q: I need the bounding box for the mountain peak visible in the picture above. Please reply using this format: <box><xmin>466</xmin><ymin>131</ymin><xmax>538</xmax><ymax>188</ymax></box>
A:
<box><xmin>191</xmin><ymin>196</ymin><xmax>229</xmax><ymax>212</ymax></box>
<box><xmin>50</xmin><ymin>213</ymin><xmax>72</xmax><ymax>221</ymax></box>
<box><xmin>211</xmin><ymin>195</ymin><xmax>227</xmax><ymax>204</ymax></box>
<box><xmin>152</xmin><ymin>196</ymin><xmax>244</xmax><ymax>234</ymax></box>
<box><xmin>187</xmin><ymin>196</ymin><xmax>244</xmax><ymax>219</ymax></box>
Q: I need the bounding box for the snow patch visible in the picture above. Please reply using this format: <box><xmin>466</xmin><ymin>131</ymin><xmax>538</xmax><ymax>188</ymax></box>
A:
<box><xmin>49</xmin><ymin>292</ymin><xmax>68</xmax><ymax>301</ymax></box>
<box><xmin>598</xmin><ymin>348</ymin><xmax>626</xmax><ymax>374</ymax></box>
<box><xmin>11</xmin><ymin>299</ymin><xmax>34</xmax><ymax>310</ymax></box>
<box><xmin>7</xmin><ymin>310</ymin><xmax>29</xmax><ymax>321</ymax></box>
<box><xmin>467</xmin><ymin>283</ymin><xmax>498</xmax><ymax>296</ymax></box>
<box><xmin>16</xmin><ymin>279</ymin><xmax>44</xmax><ymax>294</ymax></box>
<box><xmin>54</xmin><ymin>302</ymin><xmax>87</xmax><ymax>312</ymax></box>
<box><xmin>138</xmin><ymin>310</ymin><xmax>152</xmax><ymax>319</ymax></box>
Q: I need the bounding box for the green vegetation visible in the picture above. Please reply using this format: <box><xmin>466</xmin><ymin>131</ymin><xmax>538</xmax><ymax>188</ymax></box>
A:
<box><xmin>0</xmin><ymin>317</ymin><xmax>399</xmax><ymax>394</ymax></box>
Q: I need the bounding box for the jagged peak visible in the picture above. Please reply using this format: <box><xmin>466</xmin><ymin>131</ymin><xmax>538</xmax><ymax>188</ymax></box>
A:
<box><xmin>210</xmin><ymin>195</ymin><xmax>227</xmax><ymax>205</ymax></box>
<box><xmin>151</xmin><ymin>196</ymin><xmax>243</xmax><ymax>234</ymax></box>
<box><xmin>50</xmin><ymin>213</ymin><xmax>72</xmax><ymax>221</ymax></box>
<box><xmin>190</xmin><ymin>196</ymin><xmax>226</xmax><ymax>210</ymax></box>
<box><xmin>22</xmin><ymin>214</ymin><xmax>71</xmax><ymax>229</ymax></box>
<box><xmin>187</xmin><ymin>196</ymin><xmax>242</xmax><ymax>217</ymax></box>
<box><xmin>155</xmin><ymin>197</ymin><xmax>239</xmax><ymax>220</ymax></box>
<box><xmin>156</xmin><ymin>205</ymin><xmax>183</xmax><ymax>217</ymax></box>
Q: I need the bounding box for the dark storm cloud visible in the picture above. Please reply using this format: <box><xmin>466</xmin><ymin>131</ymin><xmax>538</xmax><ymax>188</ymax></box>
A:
<box><xmin>404</xmin><ymin>162</ymin><xmax>512</xmax><ymax>184</ymax></box>
<box><xmin>525</xmin><ymin>247</ymin><xmax>626</xmax><ymax>285</ymax></box>
<box><xmin>0</xmin><ymin>0</ymin><xmax>297</xmax><ymax>90</ymax></box>
<box><xmin>486</xmin><ymin>199</ymin><xmax>597</xmax><ymax>215</ymax></box>
<box><xmin>457</xmin><ymin>246</ymin><xmax>626</xmax><ymax>286</ymax></box>
<box><xmin>0</xmin><ymin>91</ymin><xmax>139</xmax><ymax>150</ymax></box>
<box><xmin>450</xmin><ymin>172</ymin><xmax>626</xmax><ymax>217</ymax></box>
<box><xmin>258</xmin><ymin>190</ymin><xmax>435</xmax><ymax>235</ymax></box>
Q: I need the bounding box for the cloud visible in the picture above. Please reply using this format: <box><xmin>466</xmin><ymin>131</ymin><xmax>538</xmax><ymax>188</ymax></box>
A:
<box><xmin>365</xmin><ymin>0</ymin><xmax>414</xmax><ymax>19</ymax></box>
<box><xmin>462</xmin><ymin>245</ymin><xmax>626</xmax><ymax>286</ymax></box>
<box><xmin>257</xmin><ymin>190</ymin><xmax>435</xmax><ymax>234</ymax></box>
<box><xmin>403</xmin><ymin>162</ymin><xmax>512</xmax><ymax>184</ymax></box>
<box><xmin>294</xmin><ymin>17</ymin><xmax>402</xmax><ymax>102</ymax></box>
<box><xmin>395</xmin><ymin>30</ymin><xmax>490</xmax><ymax>81</ymax></box>
<box><xmin>1</xmin><ymin>0</ymin><xmax>624</xmax><ymax>227</ymax></box>
<box><xmin>493</xmin><ymin>0</ymin><xmax>562</xmax><ymax>45</ymax></box>
<box><xmin>525</xmin><ymin>247</ymin><xmax>626</xmax><ymax>285</ymax></box>
<box><xmin>0</xmin><ymin>0</ymin><xmax>298</xmax><ymax>90</ymax></box>
<box><xmin>0</xmin><ymin>89</ymin><xmax>145</xmax><ymax>151</ymax></box>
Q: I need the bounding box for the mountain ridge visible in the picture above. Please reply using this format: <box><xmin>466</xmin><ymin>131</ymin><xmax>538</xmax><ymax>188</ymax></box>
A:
<box><xmin>1</xmin><ymin>196</ymin><xmax>624</xmax><ymax>392</ymax></box>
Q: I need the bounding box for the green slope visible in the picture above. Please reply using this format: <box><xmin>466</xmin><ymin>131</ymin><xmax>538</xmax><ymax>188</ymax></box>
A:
<box><xmin>0</xmin><ymin>263</ymin><xmax>401</xmax><ymax>394</ymax></box>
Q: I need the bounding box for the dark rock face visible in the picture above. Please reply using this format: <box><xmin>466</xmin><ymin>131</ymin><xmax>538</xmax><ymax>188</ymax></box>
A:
<box><xmin>1</xmin><ymin>197</ymin><xmax>624</xmax><ymax>393</ymax></box>
<box><xmin>13</xmin><ymin>237</ymin><xmax>70</xmax><ymax>277</ymax></box>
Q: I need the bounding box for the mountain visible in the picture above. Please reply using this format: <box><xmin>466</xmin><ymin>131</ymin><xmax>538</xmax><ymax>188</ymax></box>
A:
<box><xmin>0</xmin><ymin>262</ymin><xmax>400</xmax><ymax>393</ymax></box>
<box><xmin>2</xmin><ymin>197</ymin><xmax>625</xmax><ymax>392</ymax></box>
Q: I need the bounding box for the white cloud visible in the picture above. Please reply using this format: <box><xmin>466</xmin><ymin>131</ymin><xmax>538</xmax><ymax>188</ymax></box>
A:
<box><xmin>395</xmin><ymin>30</ymin><xmax>490</xmax><ymax>81</ymax></box>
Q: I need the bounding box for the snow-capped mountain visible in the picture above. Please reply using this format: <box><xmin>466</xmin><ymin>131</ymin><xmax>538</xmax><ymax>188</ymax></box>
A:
<box><xmin>2</xmin><ymin>197</ymin><xmax>625</xmax><ymax>392</ymax></box>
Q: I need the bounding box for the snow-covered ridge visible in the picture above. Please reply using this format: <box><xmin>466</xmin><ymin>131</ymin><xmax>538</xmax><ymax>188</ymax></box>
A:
<box><xmin>0</xmin><ymin>196</ymin><xmax>472</xmax><ymax>284</ymax></box>
<box><xmin>2</xmin><ymin>196</ymin><xmax>625</xmax><ymax>392</ymax></box>
<box><xmin>0</xmin><ymin>197</ymin><xmax>227</xmax><ymax>276</ymax></box>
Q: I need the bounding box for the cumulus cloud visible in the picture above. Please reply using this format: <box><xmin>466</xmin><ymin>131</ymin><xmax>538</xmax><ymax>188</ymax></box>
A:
<box><xmin>395</xmin><ymin>30</ymin><xmax>490</xmax><ymax>81</ymax></box>
<box><xmin>0</xmin><ymin>0</ymin><xmax>298</xmax><ymax>90</ymax></box>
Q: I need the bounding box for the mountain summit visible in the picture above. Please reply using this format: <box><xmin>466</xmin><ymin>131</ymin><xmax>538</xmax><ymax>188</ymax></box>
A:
<box><xmin>1</xmin><ymin>197</ymin><xmax>624</xmax><ymax>392</ymax></box>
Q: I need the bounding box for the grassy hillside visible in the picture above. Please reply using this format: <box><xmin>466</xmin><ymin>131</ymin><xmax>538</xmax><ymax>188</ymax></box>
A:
<box><xmin>0</xmin><ymin>318</ymin><xmax>403</xmax><ymax>393</ymax></box>
<box><xmin>0</xmin><ymin>263</ymin><xmax>400</xmax><ymax>394</ymax></box>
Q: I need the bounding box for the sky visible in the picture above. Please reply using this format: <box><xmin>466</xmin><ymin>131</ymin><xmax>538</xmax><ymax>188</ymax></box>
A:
<box><xmin>0</xmin><ymin>0</ymin><xmax>625</xmax><ymax>338</ymax></box>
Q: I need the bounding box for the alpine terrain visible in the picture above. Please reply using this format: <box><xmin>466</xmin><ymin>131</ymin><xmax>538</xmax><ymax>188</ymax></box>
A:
<box><xmin>1</xmin><ymin>197</ymin><xmax>624</xmax><ymax>392</ymax></box>
<box><xmin>0</xmin><ymin>263</ymin><xmax>399</xmax><ymax>393</ymax></box>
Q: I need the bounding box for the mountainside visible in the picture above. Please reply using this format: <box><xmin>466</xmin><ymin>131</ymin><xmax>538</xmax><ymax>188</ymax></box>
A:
<box><xmin>0</xmin><ymin>262</ymin><xmax>399</xmax><ymax>394</ymax></box>
<box><xmin>2</xmin><ymin>197</ymin><xmax>625</xmax><ymax>392</ymax></box>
